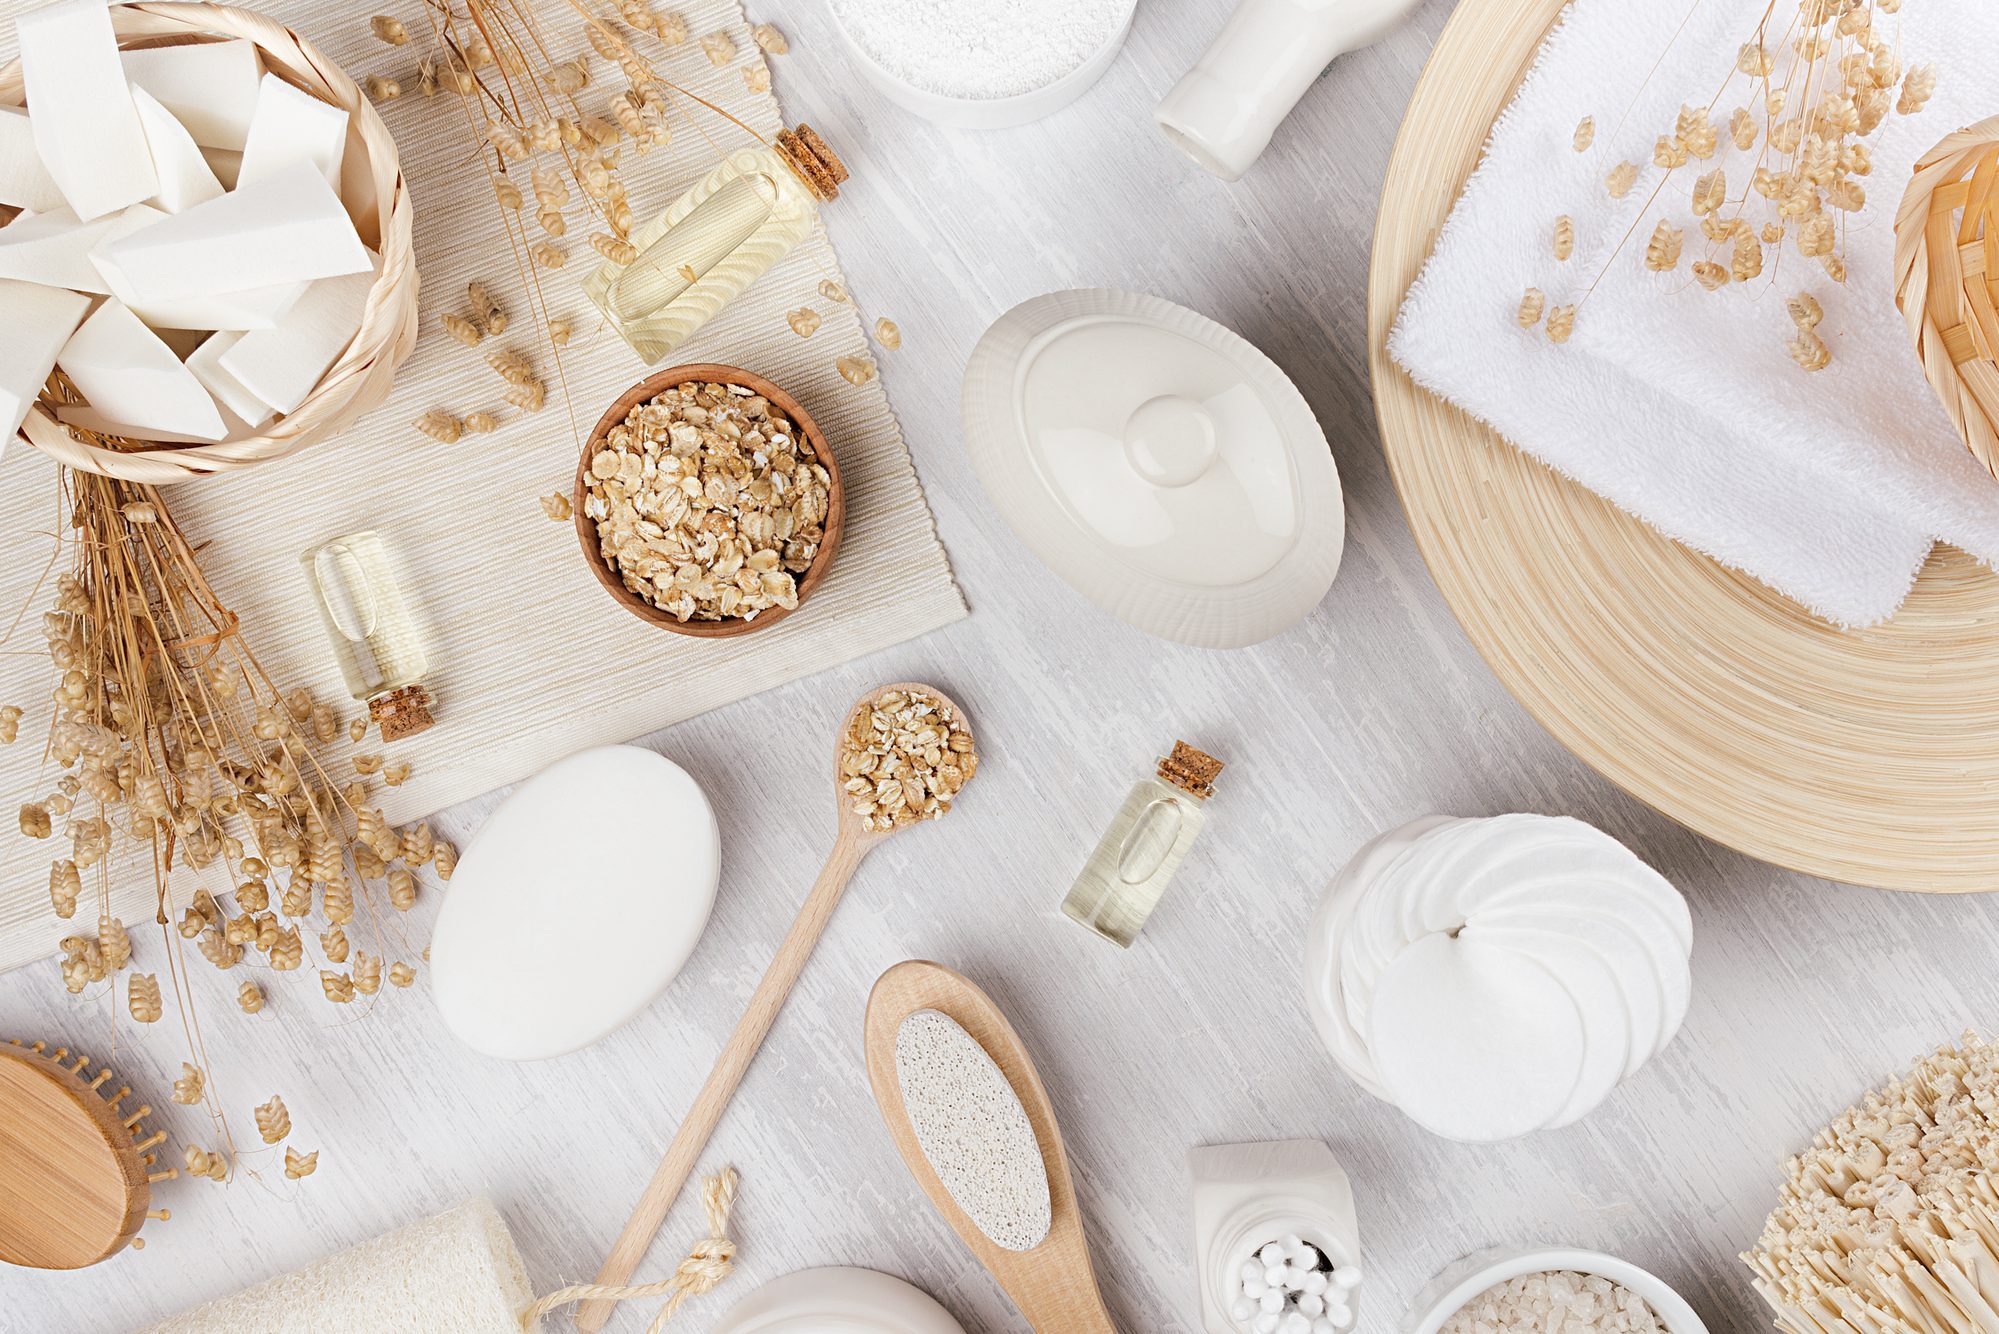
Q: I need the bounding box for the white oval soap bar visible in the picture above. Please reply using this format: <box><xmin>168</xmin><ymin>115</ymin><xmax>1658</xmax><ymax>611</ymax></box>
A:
<box><xmin>431</xmin><ymin>745</ymin><xmax>719</xmax><ymax>1060</ymax></box>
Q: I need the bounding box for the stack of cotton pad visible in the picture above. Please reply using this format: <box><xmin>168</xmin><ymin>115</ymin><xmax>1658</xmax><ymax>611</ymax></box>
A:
<box><xmin>1303</xmin><ymin>815</ymin><xmax>1693</xmax><ymax>1143</ymax></box>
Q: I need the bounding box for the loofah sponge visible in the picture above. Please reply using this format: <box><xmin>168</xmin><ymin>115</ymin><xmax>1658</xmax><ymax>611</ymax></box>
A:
<box><xmin>143</xmin><ymin>1197</ymin><xmax>539</xmax><ymax>1332</ymax></box>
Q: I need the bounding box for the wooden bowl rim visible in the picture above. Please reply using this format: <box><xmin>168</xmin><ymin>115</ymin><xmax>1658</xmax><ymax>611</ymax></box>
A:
<box><xmin>572</xmin><ymin>363</ymin><xmax>846</xmax><ymax>638</ymax></box>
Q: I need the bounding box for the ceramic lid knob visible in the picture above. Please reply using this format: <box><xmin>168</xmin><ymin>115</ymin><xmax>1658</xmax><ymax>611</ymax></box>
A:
<box><xmin>1124</xmin><ymin>394</ymin><xmax>1219</xmax><ymax>488</ymax></box>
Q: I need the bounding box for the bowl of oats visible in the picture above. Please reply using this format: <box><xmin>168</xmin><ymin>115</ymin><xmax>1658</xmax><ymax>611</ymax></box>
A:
<box><xmin>574</xmin><ymin>365</ymin><xmax>844</xmax><ymax>637</ymax></box>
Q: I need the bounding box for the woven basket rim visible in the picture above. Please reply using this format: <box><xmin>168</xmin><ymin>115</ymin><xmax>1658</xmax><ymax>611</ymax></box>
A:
<box><xmin>1894</xmin><ymin>113</ymin><xmax>1999</xmax><ymax>484</ymax></box>
<box><xmin>1</xmin><ymin>0</ymin><xmax>419</xmax><ymax>483</ymax></box>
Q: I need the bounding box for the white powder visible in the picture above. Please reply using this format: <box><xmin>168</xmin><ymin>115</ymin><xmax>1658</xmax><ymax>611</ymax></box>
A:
<box><xmin>1440</xmin><ymin>1271</ymin><xmax>1668</xmax><ymax>1334</ymax></box>
<box><xmin>894</xmin><ymin>1009</ymin><xmax>1052</xmax><ymax>1252</ymax></box>
<box><xmin>831</xmin><ymin>0</ymin><xmax>1129</xmax><ymax>100</ymax></box>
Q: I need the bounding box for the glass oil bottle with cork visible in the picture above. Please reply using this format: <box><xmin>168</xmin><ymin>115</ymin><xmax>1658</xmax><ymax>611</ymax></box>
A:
<box><xmin>1063</xmin><ymin>741</ymin><xmax>1225</xmax><ymax>947</ymax></box>
<box><xmin>584</xmin><ymin>124</ymin><xmax>848</xmax><ymax>363</ymax></box>
<box><xmin>299</xmin><ymin>530</ymin><xmax>434</xmax><ymax>742</ymax></box>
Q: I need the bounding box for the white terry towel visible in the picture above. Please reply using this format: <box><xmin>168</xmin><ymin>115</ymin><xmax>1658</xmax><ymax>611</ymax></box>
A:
<box><xmin>1390</xmin><ymin>0</ymin><xmax>1999</xmax><ymax>627</ymax></box>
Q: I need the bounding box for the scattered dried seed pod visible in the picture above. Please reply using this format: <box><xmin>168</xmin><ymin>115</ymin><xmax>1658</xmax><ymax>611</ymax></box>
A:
<box><xmin>347</xmin><ymin>716</ymin><xmax>368</xmax><ymax>742</ymax></box>
<box><xmin>183</xmin><ymin>1144</ymin><xmax>227</xmax><ymax>1181</ymax></box>
<box><xmin>197</xmin><ymin>928</ymin><xmax>241</xmax><ymax>969</ymax></box>
<box><xmin>590</xmin><ymin>232</ymin><xmax>637</xmax><ymax>264</ymax></box>
<box><xmin>1730</xmin><ymin>107</ymin><xmax>1757</xmax><ymax>150</ymax></box>
<box><xmin>0</xmin><ymin>703</ymin><xmax>17</xmax><ymax>743</ymax></box>
<box><xmin>254</xmin><ymin>1094</ymin><xmax>291</xmax><ymax>1144</ymax></box>
<box><xmin>285</xmin><ymin>1146</ymin><xmax>318</xmax><ymax>1179</ymax></box>
<box><xmin>1644</xmin><ymin>220</ymin><xmax>1684</xmax><ymax>272</ymax></box>
<box><xmin>656</xmin><ymin>10</ymin><xmax>688</xmax><ymax>43</ymax></box>
<box><xmin>98</xmin><ymin>916</ymin><xmax>131</xmax><ymax>970</ymax></box>
<box><xmin>700</xmin><ymin>30</ymin><xmax>734</xmax><ymax>65</ymax></box>
<box><xmin>1730</xmin><ymin>231</ymin><xmax>1764</xmax><ymax>283</ymax></box>
<box><xmin>836</xmin><ymin>355</ymin><xmax>876</xmax><ymax>386</ymax></box>
<box><xmin>494</xmin><ymin>179</ymin><xmax>523</xmax><ymax>211</ymax></box>
<box><xmin>48</xmin><ymin>860</ymin><xmax>78</xmax><ymax>917</ymax></box>
<box><xmin>819</xmin><ymin>278</ymin><xmax>849</xmax><ymax>304</ymax></box>
<box><xmin>751</xmin><ymin>21</ymin><xmax>788</xmax><ymax>54</ymax></box>
<box><xmin>1516</xmin><ymin>287</ymin><xmax>1545</xmax><ymax>327</ymax></box>
<box><xmin>536</xmin><ymin>208</ymin><xmax>567</xmax><ymax>238</ymax></box>
<box><xmin>321</xmin><ymin>970</ymin><xmax>355</xmax><ymax>1003</ymax></box>
<box><xmin>415</xmin><ymin>410</ymin><xmax>462</xmax><ymax>444</ymax></box>
<box><xmin>383</xmin><ymin>760</ymin><xmax>412</xmax><ymax>787</ymax></box>
<box><xmin>389</xmin><ymin>960</ymin><xmax>417</xmax><ymax>988</ymax></box>
<box><xmin>546</xmin><ymin>57</ymin><xmax>589</xmax><ymax>94</ymax></box>
<box><xmin>787</xmin><ymin>307</ymin><xmax>821</xmax><ymax>338</ymax></box>
<box><xmin>1691</xmin><ymin>168</ymin><xmax>1726</xmax><ymax>216</ymax></box>
<box><xmin>468</xmin><ymin>282</ymin><xmax>507</xmax><ymax>335</ymax></box>
<box><xmin>531</xmin><ymin>241</ymin><xmax>567</xmax><ymax>269</ymax></box>
<box><xmin>369</xmin><ymin>14</ymin><xmax>407</xmax><ymax>44</ymax></box>
<box><xmin>1897</xmin><ymin>64</ymin><xmax>1935</xmax><ymax>116</ymax></box>
<box><xmin>320</xmin><ymin>925</ymin><xmax>350</xmax><ymax>964</ymax></box>
<box><xmin>353</xmin><ymin>953</ymin><xmax>383</xmax><ymax>995</ymax></box>
<box><xmin>1693</xmin><ymin>260</ymin><xmax>1730</xmax><ymax>291</ymax></box>
<box><xmin>541</xmin><ymin>492</ymin><xmax>573</xmax><ymax>522</ymax></box>
<box><xmin>547</xmin><ymin>317</ymin><xmax>573</xmax><ymax>347</ymax></box>
<box><xmin>387</xmin><ymin>867</ymin><xmax>417</xmax><ymax>911</ymax></box>
<box><xmin>418</xmin><ymin>56</ymin><xmax>438</xmax><ymax>97</ymax></box>
<box><xmin>172</xmin><ymin>1063</ymin><xmax>203</xmax><ymax>1105</ymax></box>
<box><xmin>744</xmin><ymin>64</ymin><xmax>771</xmax><ymax>94</ymax></box>
<box><xmin>488</xmin><ymin>348</ymin><xmax>535</xmax><ymax>385</ymax></box>
<box><xmin>121</xmin><ymin>500</ymin><xmax>157</xmax><ymax>524</ymax></box>
<box><xmin>874</xmin><ymin>317</ymin><xmax>902</xmax><ymax>350</ymax></box>
<box><xmin>1789</xmin><ymin>328</ymin><xmax>1831</xmax><ymax>371</ymax></box>
<box><xmin>441</xmin><ymin>313</ymin><xmax>483</xmax><ymax>347</ymax></box>
<box><xmin>20</xmin><ymin>803</ymin><xmax>50</xmax><ymax>838</ymax></box>
<box><xmin>463</xmin><ymin>411</ymin><xmax>499</xmax><ymax>434</ymax></box>
<box><xmin>129</xmin><ymin>972</ymin><xmax>162</xmax><ymax>1022</ymax></box>
<box><xmin>238</xmin><ymin>980</ymin><xmax>266</xmax><ymax>1012</ymax></box>
<box><xmin>1572</xmin><ymin>116</ymin><xmax>1594</xmax><ymax>152</ymax></box>
<box><xmin>364</xmin><ymin>74</ymin><xmax>402</xmax><ymax>102</ymax></box>
<box><xmin>505</xmin><ymin>380</ymin><xmax>547</xmax><ymax>413</ymax></box>
<box><xmin>1788</xmin><ymin>293</ymin><xmax>1824</xmax><ymax>329</ymax></box>
<box><xmin>434</xmin><ymin>841</ymin><xmax>458</xmax><ymax>880</ymax></box>
<box><xmin>1546</xmin><ymin>305</ymin><xmax>1576</xmax><ymax>344</ymax></box>
<box><xmin>1605</xmin><ymin>161</ymin><xmax>1639</xmax><ymax>200</ymax></box>
<box><xmin>1552</xmin><ymin>215</ymin><xmax>1574</xmax><ymax>261</ymax></box>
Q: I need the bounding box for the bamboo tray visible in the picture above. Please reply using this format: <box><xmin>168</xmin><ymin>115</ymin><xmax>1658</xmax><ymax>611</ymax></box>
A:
<box><xmin>1367</xmin><ymin>0</ymin><xmax>1999</xmax><ymax>892</ymax></box>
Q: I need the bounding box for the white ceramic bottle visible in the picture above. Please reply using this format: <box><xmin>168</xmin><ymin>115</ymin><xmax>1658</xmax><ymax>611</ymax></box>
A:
<box><xmin>1157</xmin><ymin>0</ymin><xmax>1428</xmax><ymax>181</ymax></box>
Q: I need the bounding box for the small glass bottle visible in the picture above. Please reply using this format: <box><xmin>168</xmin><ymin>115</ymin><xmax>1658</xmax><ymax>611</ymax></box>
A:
<box><xmin>1062</xmin><ymin>742</ymin><xmax>1225</xmax><ymax>947</ymax></box>
<box><xmin>299</xmin><ymin>530</ymin><xmax>434</xmax><ymax>742</ymax></box>
<box><xmin>584</xmin><ymin>124</ymin><xmax>847</xmax><ymax>363</ymax></box>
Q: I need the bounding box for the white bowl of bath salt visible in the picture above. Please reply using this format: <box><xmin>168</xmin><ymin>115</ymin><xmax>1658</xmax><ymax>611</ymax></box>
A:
<box><xmin>1402</xmin><ymin>1248</ymin><xmax>1707</xmax><ymax>1334</ymax></box>
<box><xmin>829</xmin><ymin>0</ymin><xmax>1137</xmax><ymax>129</ymax></box>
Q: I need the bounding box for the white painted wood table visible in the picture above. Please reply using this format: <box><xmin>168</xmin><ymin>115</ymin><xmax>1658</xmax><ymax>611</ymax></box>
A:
<box><xmin>5</xmin><ymin>1</ymin><xmax>1995</xmax><ymax>1330</ymax></box>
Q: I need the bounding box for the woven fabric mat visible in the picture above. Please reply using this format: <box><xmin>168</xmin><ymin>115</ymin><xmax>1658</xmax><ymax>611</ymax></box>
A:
<box><xmin>0</xmin><ymin>0</ymin><xmax>965</xmax><ymax>973</ymax></box>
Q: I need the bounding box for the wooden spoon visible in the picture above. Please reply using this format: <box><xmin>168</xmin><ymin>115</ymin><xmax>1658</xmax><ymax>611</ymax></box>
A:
<box><xmin>577</xmin><ymin>684</ymin><xmax>975</xmax><ymax>1331</ymax></box>
<box><xmin>864</xmin><ymin>960</ymin><xmax>1119</xmax><ymax>1334</ymax></box>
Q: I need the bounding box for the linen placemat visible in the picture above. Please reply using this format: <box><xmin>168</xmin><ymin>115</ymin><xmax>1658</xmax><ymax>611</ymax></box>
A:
<box><xmin>0</xmin><ymin>0</ymin><xmax>965</xmax><ymax>972</ymax></box>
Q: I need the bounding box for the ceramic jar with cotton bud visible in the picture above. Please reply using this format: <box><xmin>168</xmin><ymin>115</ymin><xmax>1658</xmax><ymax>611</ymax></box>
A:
<box><xmin>1303</xmin><ymin>815</ymin><xmax>1693</xmax><ymax>1142</ymax></box>
<box><xmin>1191</xmin><ymin>1140</ymin><xmax>1363</xmax><ymax>1334</ymax></box>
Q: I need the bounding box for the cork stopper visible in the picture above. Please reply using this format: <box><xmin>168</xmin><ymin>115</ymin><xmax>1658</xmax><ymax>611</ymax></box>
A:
<box><xmin>1158</xmin><ymin>741</ymin><xmax>1224</xmax><ymax>800</ymax></box>
<box><xmin>774</xmin><ymin>123</ymin><xmax>848</xmax><ymax>202</ymax></box>
<box><xmin>369</xmin><ymin>685</ymin><xmax>435</xmax><ymax>743</ymax></box>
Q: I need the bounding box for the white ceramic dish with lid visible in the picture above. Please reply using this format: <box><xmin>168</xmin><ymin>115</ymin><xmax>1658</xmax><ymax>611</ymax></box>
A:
<box><xmin>710</xmin><ymin>1266</ymin><xmax>966</xmax><ymax>1334</ymax></box>
<box><xmin>828</xmin><ymin>1</ymin><xmax>1136</xmax><ymax>130</ymax></box>
<box><xmin>1402</xmin><ymin>1247</ymin><xmax>1708</xmax><ymax>1333</ymax></box>
<box><xmin>963</xmin><ymin>288</ymin><xmax>1344</xmax><ymax>648</ymax></box>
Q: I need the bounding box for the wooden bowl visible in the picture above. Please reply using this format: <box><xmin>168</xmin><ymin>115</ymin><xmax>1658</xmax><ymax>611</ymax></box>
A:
<box><xmin>573</xmin><ymin>364</ymin><xmax>845</xmax><ymax>638</ymax></box>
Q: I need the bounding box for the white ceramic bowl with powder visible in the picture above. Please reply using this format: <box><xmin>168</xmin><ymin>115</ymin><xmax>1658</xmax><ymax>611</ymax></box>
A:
<box><xmin>1401</xmin><ymin>1248</ymin><xmax>1708</xmax><ymax>1334</ymax></box>
<box><xmin>829</xmin><ymin>0</ymin><xmax>1138</xmax><ymax>130</ymax></box>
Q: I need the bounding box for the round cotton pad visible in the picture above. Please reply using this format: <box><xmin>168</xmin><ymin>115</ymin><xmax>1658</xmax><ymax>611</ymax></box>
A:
<box><xmin>1368</xmin><ymin>932</ymin><xmax>1586</xmax><ymax>1142</ymax></box>
<box><xmin>431</xmin><ymin>745</ymin><xmax>720</xmax><ymax>1061</ymax></box>
<box><xmin>1465</xmin><ymin>923</ymin><xmax>1631</xmax><ymax>1127</ymax></box>
<box><xmin>1471</xmin><ymin>907</ymin><xmax>1665</xmax><ymax>1081</ymax></box>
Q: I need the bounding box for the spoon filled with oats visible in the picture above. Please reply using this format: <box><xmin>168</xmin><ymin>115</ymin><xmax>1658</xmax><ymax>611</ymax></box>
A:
<box><xmin>577</xmin><ymin>683</ymin><xmax>977</xmax><ymax>1330</ymax></box>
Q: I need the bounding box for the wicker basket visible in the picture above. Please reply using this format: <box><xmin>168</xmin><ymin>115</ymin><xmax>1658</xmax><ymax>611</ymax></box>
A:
<box><xmin>0</xmin><ymin>1</ymin><xmax>417</xmax><ymax>484</ymax></box>
<box><xmin>1895</xmin><ymin>115</ymin><xmax>1999</xmax><ymax>482</ymax></box>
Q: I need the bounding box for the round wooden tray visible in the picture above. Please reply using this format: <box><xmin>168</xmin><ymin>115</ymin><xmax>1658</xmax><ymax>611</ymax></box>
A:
<box><xmin>1367</xmin><ymin>0</ymin><xmax>1999</xmax><ymax>892</ymax></box>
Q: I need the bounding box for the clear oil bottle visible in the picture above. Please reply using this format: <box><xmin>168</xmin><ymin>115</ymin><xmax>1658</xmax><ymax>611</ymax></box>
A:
<box><xmin>299</xmin><ymin>530</ymin><xmax>434</xmax><ymax>741</ymax></box>
<box><xmin>583</xmin><ymin>124</ymin><xmax>847</xmax><ymax>363</ymax></box>
<box><xmin>1062</xmin><ymin>742</ymin><xmax>1225</xmax><ymax>947</ymax></box>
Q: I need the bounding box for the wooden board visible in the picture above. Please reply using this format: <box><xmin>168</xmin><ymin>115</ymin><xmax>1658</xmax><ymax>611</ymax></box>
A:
<box><xmin>0</xmin><ymin>0</ymin><xmax>967</xmax><ymax>974</ymax></box>
<box><xmin>1367</xmin><ymin>0</ymin><xmax>1999</xmax><ymax>893</ymax></box>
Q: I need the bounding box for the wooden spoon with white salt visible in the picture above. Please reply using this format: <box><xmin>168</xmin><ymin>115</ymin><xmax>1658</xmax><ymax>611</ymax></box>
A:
<box><xmin>865</xmin><ymin>959</ymin><xmax>1119</xmax><ymax>1334</ymax></box>
<box><xmin>577</xmin><ymin>684</ymin><xmax>977</xmax><ymax>1332</ymax></box>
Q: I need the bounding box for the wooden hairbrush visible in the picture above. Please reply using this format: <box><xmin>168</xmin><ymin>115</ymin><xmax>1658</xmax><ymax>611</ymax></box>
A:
<box><xmin>0</xmin><ymin>1038</ymin><xmax>174</xmax><ymax>1268</ymax></box>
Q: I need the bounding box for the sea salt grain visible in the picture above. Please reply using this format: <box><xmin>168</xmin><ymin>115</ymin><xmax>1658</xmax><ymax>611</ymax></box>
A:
<box><xmin>831</xmin><ymin>0</ymin><xmax>1128</xmax><ymax>101</ymax></box>
<box><xmin>895</xmin><ymin>1009</ymin><xmax>1052</xmax><ymax>1252</ymax></box>
<box><xmin>1440</xmin><ymin>1270</ymin><xmax>1668</xmax><ymax>1334</ymax></box>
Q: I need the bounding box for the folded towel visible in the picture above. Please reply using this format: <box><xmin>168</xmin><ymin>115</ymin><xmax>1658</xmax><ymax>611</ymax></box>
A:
<box><xmin>1390</xmin><ymin>0</ymin><xmax>1999</xmax><ymax>627</ymax></box>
